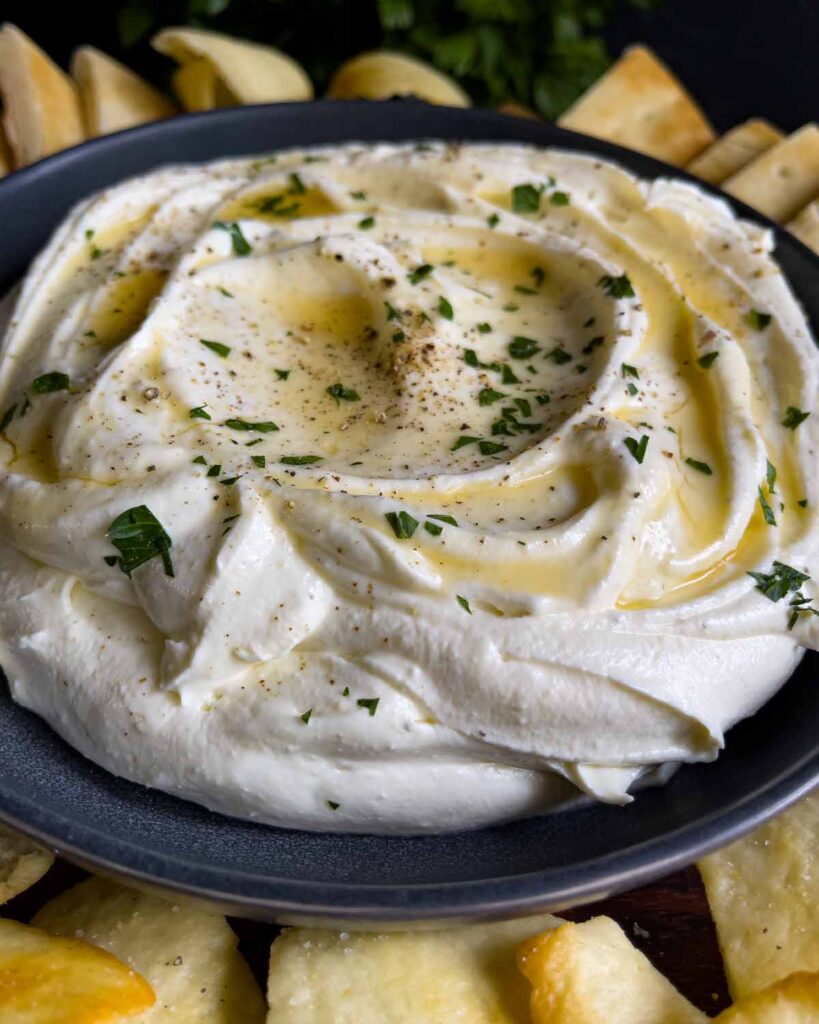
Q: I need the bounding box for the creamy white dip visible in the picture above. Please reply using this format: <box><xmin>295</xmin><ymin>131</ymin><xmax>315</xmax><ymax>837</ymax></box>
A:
<box><xmin>0</xmin><ymin>142</ymin><xmax>817</xmax><ymax>833</ymax></box>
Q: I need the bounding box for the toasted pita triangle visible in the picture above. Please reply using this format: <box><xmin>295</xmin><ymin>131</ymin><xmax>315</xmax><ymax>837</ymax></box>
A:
<box><xmin>0</xmin><ymin>824</ymin><xmax>53</xmax><ymax>904</ymax></box>
<box><xmin>152</xmin><ymin>26</ymin><xmax>312</xmax><ymax>110</ymax></box>
<box><xmin>787</xmin><ymin>201</ymin><xmax>819</xmax><ymax>255</ymax></box>
<box><xmin>327</xmin><ymin>50</ymin><xmax>470</xmax><ymax>106</ymax></box>
<box><xmin>558</xmin><ymin>45</ymin><xmax>715</xmax><ymax>166</ymax></box>
<box><xmin>71</xmin><ymin>46</ymin><xmax>176</xmax><ymax>137</ymax></box>
<box><xmin>687</xmin><ymin>119</ymin><xmax>784</xmax><ymax>185</ymax></box>
<box><xmin>723</xmin><ymin>124</ymin><xmax>819</xmax><ymax>222</ymax></box>
<box><xmin>0</xmin><ymin>23</ymin><xmax>84</xmax><ymax>167</ymax></box>
<box><xmin>713</xmin><ymin>971</ymin><xmax>819</xmax><ymax>1023</ymax></box>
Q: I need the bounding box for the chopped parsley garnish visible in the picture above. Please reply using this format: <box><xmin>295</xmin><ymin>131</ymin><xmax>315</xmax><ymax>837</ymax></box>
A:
<box><xmin>192</xmin><ymin>455</ymin><xmax>207</xmax><ymax>465</ymax></box>
<box><xmin>550</xmin><ymin>191</ymin><xmax>570</xmax><ymax>206</ymax></box>
<box><xmin>358</xmin><ymin>216</ymin><xmax>375</xmax><ymax>229</ymax></box>
<box><xmin>685</xmin><ymin>457</ymin><xmax>713</xmax><ymax>475</ymax></box>
<box><xmin>0</xmin><ymin>404</ymin><xmax>17</xmax><ymax>431</ymax></box>
<box><xmin>106</xmin><ymin>505</ymin><xmax>173</xmax><ymax>578</ymax></box>
<box><xmin>384</xmin><ymin>301</ymin><xmax>401</xmax><ymax>321</ymax></box>
<box><xmin>280</xmin><ymin>455</ymin><xmax>323</xmax><ymax>465</ymax></box>
<box><xmin>514</xmin><ymin>285</ymin><xmax>536</xmax><ymax>295</ymax></box>
<box><xmin>30</xmin><ymin>372</ymin><xmax>70</xmax><ymax>394</ymax></box>
<box><xmin>624</xmin><ymin>435</ymin><xmax>649</xmax><ymax>464</ymax></box>
<box><xmin>782</xmin><ymin>406</ymin><xmax>809</xmax><ymax>430</ymax></box>
<box><xmin>457</xmin><ymin>595</ymin><xmax>472</xmax><ymax>614</ymax></box>
<box><xmin>213</xmin><ymin>220</ymin><xmax>252</xmax><ymax>256</ymax></box>
<box><xmin>429</xmin><ymin>514</ymin><xmax>458</xmax><ymax>526</ymax></box>
<box><xmin>300</xmin><ymin>709</ymin><xmax>313</xmax><ymax>725</ymax></box>
<box><xmin>698</xmin><ymin>351</ymin><xmax>719</xmax><ymax>369</ymax></box>
<box><xmin>535</xmin><ymin>393</ymin><xmax>551</xmax><ymax>405</ymax></box>
<box><xmin>438</xmin><ymin>296</ymin><xmax>454</xmax><ymax>320</ymax></box>
<box><xmin>599</xmin><ymin>274</ymin><xmax>635</xmax><ymax>299</ymax></box>
<box><xmin>509</xmin><ymin>336</ymin><xmax>540</xmax><ymax>359</ymax></box>
<box><xmin>408</xmin><ymin>263</ymin><xmax>434</xmax><ymax>285</ymax></box>
<box><xmin>288</xmin><ymin>172</ymin><xmax>307</xmax><ymax>195</ymax></box>
<box><xmin>275</xmin><ymin>369</ymin><xmax>291</xmax><ymax>380</ymax></box>
<box><xmin>501</xmin><ymin>365</ymin><xmax>520</xmax><ymax>385</ymax></box>
<box><xmin>357</xmin><ymin>697</ymin><xmax>380</xmax><ymax>716</ymax></box>
<box><xmin>200</xmin><ymin>339</ymin><xmax>231</xmax><ymax>358</ymax></box>
<box><xmin>621</xmin><ymin>363</ymin><xmax>639</xmax><ymax>379</ymax></box>
<box><xmin>251</xmin><ymin>454</ymin><xmax>266</xmax><ymax>468</ymax></box>
<box><xmin>531</xmin><ymin>266</ymin><xmax>545</xmax><ymax>287</ymax></box>
<box><xmin>746</xmin><ymin>309</ymin><xmax>772</xmax><ymax>330</ymax></box>
<box><xmin>511</xmin><ymin>183</ymin><xmax>541</xmax><ymax>213</ymax></box>
<box><xmin>224</xmin><ymin>418</ymin><xmax>279</xmax><ymax>433</ymax></box>
<box><xmin>424</xmin><ymin>520</ymin><xmax>443</xmax><ymax>536</ymax></box>
<box><xmin>582</xmin><ymin>336</ymin><xmax>605</xmax><ymax>355</ymax></box>
<box><xmin>220</xmin><ymin>475</ymin><xmax>242</xmax><ymax>486</ymax></box>
<box><xmin>766</xmin><ymin>459</ymin><xmax>777</xmax><ymax>493</ymax></box>
<box><xmin>350</xmin><ymin>190</ymin><xmax>366</xmax><ymax>200</ymax></box>
<box><xmin>392</xmin><ymin>330</ymin><xmax>406</xmax><ymax>343</ymax></box>
<box><xmin>748</xmin><ymin>561</ymin><xmax>810</xmax><ymax>602</ymax></box>
<box><xmin>758</xmin><ymin>487</ymin><xmax>777</xmax><ymax>526</ymax></box>
<box><xmin>479</xmin><ymin>440</ymin><xmax>508</xmax><ymax>456</ymax></box>
<box><xmin>246</xmin><ymin>438</ymin><xmax>263</xmax><ymax>447</ymax></box>
<box><xmin>207</xmin><ymin>464</ymin><xmax>222</xmax><ymax>477</ymax></box>
<box><xmin>477</xmin><ymin>322</ymin><xmax>492</xmax><ymax>333</ymax></box>
<box><xmin>627</xmin><ymin>382</ymin><xmax>639</xmax><ymax>397</ymax></box>
<box><xmin>327</xmin><ymin>800</ymin><xmax>340</xmax><ymax>810</ymax></box>
<box><xmin>545</xmin><ymin>345</ymin><xmax>572</xmax><ymax>365</ymax></box>
<box><xmin>514</xmin><ymin>397</ymin><xmax>532</xmax><ymax>418</ymax></box>
<box><xmin>218</xmin><ymin>286</ymin><xmax>233</xmax><ymax>298</ymax></box>
<box><xmin>798</xmin><ymin>499</ymin><xmax>809</xmax><ymax>508</ymax></box>
<box><xmin>189</xmin><ymin>406</ymin><xmax>211</xmax><ymax>420</ymax></box>
<box><xmin>327</xmin><ymin>382</ymin><xmax>360</xmax><ymax>403</ymax></box>
<box><xmin>452</xmin><ymin>435</ymin><xmax>480</xmax><ymax>451</ymax></box>
<box><xmin>487</xmin><ymin>212</ymin><xmax>500</xmax><ymax>228</ymax></box>
<box><xmin>478</xmin><ymin>387</ymin><xmax>505</xmax><ymax>406</ymax></box>
<box><xmin>385</xmin><ymin>510</ymin><xmax>419</xmax><ymax>539</ymax></box>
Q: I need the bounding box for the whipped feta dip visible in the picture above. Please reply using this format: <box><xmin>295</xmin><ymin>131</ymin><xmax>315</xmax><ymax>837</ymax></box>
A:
<box><xmin>0</xmin><ymin>141</ymin><xmax>817</xmax><ymax>833</ymax></box>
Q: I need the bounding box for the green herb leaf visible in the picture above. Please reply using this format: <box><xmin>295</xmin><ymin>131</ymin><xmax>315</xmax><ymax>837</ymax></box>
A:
<box><xmin>280</xmin><ymin>455</ymin><xmax>323</xmax><ymax>465</ymax></box>
<box><xmin>385</xmin><ymin>510</ymin><xmax>419</xmax><ymax>539</ymax></box>
<box><xmin>457</xmin><ymin>594</ymin><xmax>472</xmax><ymax>614</ymax></box>
<box><xmin>327</xmin><ymin>800</ymin><xmax>340</xmax><ymax>810</ymax></box>
<box><xmin>357</xmin><ymin>697</ymin><xmax>380</xmax><ymax>716</ymax></box>
<box><xmin>200</xmin><ymin>339</ymin><xmax>231</xmax><ymax>358</ymax></box>
<box><xmin>408</xmin><ymin>263</ymin><xmax>434</xmax><ymax>285</ymax></box>
<box><xmin>251</xmin><ymin>454</ymin><xmax>266</xmax><ymax>468</ymax></box>
<box><xmin>358</xmin><ymin>216</ymin><xmax>375</xmax><ymax>229</ymax></box>
<box><xmin>288</xmin><ymin>172</ymin><xmax>307</xmax><ymax>195</ymax></box>
<box><xmin>758</xmin><ymin>486</ymin><xmax>777</xmax><ymax>526</ymax></box>
<box><xmin>599</xmin><ymin>274</ymin><xmax>635</xmax><ymax>299</ymax></box>
<box><xmin>224</xmin><ymin>418</ymin><xmax>279</xmax><ymax>432</ymax></box>
<box><xmin>207</xmin><ymin>464</ymin><xmax>222</xmax><ymax>477</ymax></box>
<box><xmin>385</xmin><ymin>301</ymin><xmax>401</xmax><ymax>321</ymax></box>
<box><xmin>581</xmin><ymin>336</ymin><xmax>605</xmax><ymax>355</ymax></box>
<box><xmin>438</xmin><ymin>296</ymin><xmax>454</xmax><ymax>319</ymax></box>
<box><xmin>748</xmin><ymin>561</ymin><xmax>810</xmax><ymax>602</ymax></box>
<box><xmin>685</xmin><ymin>457</ymin><xmax>713</xmax><ymax>475</ymax></box>
<box><xmin>514</xmin><ymin>397</ymin><xmax>532</xmax><ymax>418</ymax></box>
<box><xmin>424</xmin><ymin>520</ymin><xmax>443</xmax><ymax>536</ymax></box>
<box><xmin>476</xmin><ymin>322</ymin><xmax>492</xmax><ymax>334</ymax></box>
<box><xmin>326</xmin><ymin>382</ymin><xmax>360</xmax><ymax>403</ymax></box>
<box><xmin>766</xmin><ymin>459</ymin><xmax>777</xmax><ymax>493</ymax></box>
<box><xmin>621</xmin><ymin>364</ymin><xmax>639</xmax><ymax>379</ymax></box>
<box><xmin>478</xmin><ymin>387</ymin><xmax>505</xmax><ymax>406</ymax></box>
<box><xmin>452</xmin><ymin>435</ymin><xmax>480</xmax><ymax>450</ymax></box>
<box><xmin>511</xmin><ymin>183</ymin><xmax>541</xmax><ymax>213</ymax></box>
<box><xmin>746</xmin><ymin>309</ymin><xmax>772</xmax><ymax>330</ymax></box>
<box><xmin>213</xmin><ymin>220</ymin><xmax>252</xmax><ymax>256</ymax></box>
<box><xmin>275</xmin><ymin>369</ymin><xmax>291</xmax><ymax>380</ymax></box>
<box><xmin>550</xmin><ymin>191</ymin><xmax>570</xmax><ymax>205</ymax></box>
<box><xmin>624</xmin><ymin>435</ymin><xmax>649</xmax><ymax>464</ymax></box>
<box><xmin>0</xmin><ymin>404</ymin><xmax>17</xmax><ymax>432</ymax></box>
<box><xmin>782</xmin><ymin>406</ymin><xmax>809</xmax><ymax>430</ymax></box>
<box><xmin>545</xmin><ymin>345</ymin><xmax>572</xmax><ymax>365</ymax></box>
<box><xmin>30</xmin><ymin>372</ymin><xmax>70</xmax><ymax>394</ymax></box>
<box><xmin>429</xmin><ymin>514</ymin><xmax>458</xmax><ymax>526</ymax></box>
<box><xmin>698</xmin><ymin>351</ymin><xmax>719</xmax><ymax>369</ymax></box>
<box><xmin>509</xmin><ymin>336</ymin><xmax>540</xmax><ymax>359</ymax></box>
<box><xmin>189</xmin><ymin>405</ymin><xmax>211</xmax><ymax>420</ymax></box>
<box><xmin>192</xmin><ymin>455</ymin><xmax>207</xmax><ymax>465</ymax></box>
<box><xmin>300</xmin><ymin>709</ymin><xmax>313</xmax><ymax>725</ymax></box>
<box><xmin>479</xmin><ymin>440</ymin><xmax>508</xmax><ymax>456</ymax></box>
<box><xmin>106</xmin><ymin>505</ymin><xmax>173</xmax><ymax>578</ymax></box>
<box><xmin>487</xmin><ymin>212</ymin><xmax>500</xmax><ymax>228</ymax></box>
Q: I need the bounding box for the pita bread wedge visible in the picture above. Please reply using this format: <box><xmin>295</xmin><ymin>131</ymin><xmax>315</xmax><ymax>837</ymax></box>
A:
<box><xmin>698</xmin><ymin>790</ymin><xmax>819</xmax><ymax>1000</ymax></box>
<box><xmin>518</xmin><ymin>916</ymin><xmax>707</xmax><ymax>1024</ymax></box>
<box><xmin>71</xmin><ymin>46</ymin><xmax>176</xmax><ymax>137</ymax></box>
<box><xmin>558</xmin><ymin>45</ymin><xmax>714</xmax><ymax>165</ymax></box>
<box><xmin>787</xmin><ymin>201</ymin><xmax>819</xmax><ymax>255</ymax></box>
<box><xmin>0</xmin><ymin>824</ymin><xmax>53</xmax><ymax>904</ymax></box>
<box><xmin>0</xmin><ymin>23</ymin><xmax>84</xmax><ymax>167</ymax></box>
<box><xmin>327</xmin><ymin>50</ymin><xmax>470</xmax><ymax>106</ymax></box>
<box><xmin>34</xmin><ymin>876</ymin><xmax>265</xmax><ymax>1023</ymax></box>
<box><xmin>713</xmin><ymin>971</ymin><xmax>819</xmax><ymax>1023</ymax></box>
<box><xmin>687</xmin><ymin>119</ymin><xmax>784</xmax><ymax>185</ymax></box>
<box><xmin>0</xmin><ymin>916</ymin><xmax>154</xmax><ymax>1022</ymax></box>
<box><xmin>0</xmin><ymin>124</ymin><xmax>12</xmax><ymax>176</ymax></box>
<box><xmin>152</xmin><ymin>27</ymin><xmax>312</xmax><ymax>110</ymax></box>
<box><xmin>266</xmin><ymin>913</ymin><xmax>561</xmax><ymax>1023</ymax></box>
<box><xmin>723</xmin><ymin>124</ymin><xmax>819</xmax><ymax>222</ymax></box>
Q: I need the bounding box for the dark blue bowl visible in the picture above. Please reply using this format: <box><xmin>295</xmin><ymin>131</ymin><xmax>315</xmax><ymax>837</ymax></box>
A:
<box><xmin>1</xmin><ymin>101</ymin><xmax>817</xmax><ymax>925</ymax></box>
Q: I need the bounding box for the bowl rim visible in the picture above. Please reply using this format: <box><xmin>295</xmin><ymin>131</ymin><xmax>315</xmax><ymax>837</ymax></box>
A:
<box><xmin>0</xmin><ymin>99</ymin><xmax>817</xmax><ymax>923</ymax></box>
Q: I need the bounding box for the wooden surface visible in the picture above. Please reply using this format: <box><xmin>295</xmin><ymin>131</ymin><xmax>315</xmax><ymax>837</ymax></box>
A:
<box><xmin>5</xmin><ymin>858</ymin><xmax>730</xmax><ymax>1016</ymax></box>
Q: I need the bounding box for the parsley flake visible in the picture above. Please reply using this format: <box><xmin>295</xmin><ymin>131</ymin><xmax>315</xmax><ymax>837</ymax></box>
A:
<box><xmin>479</xmin><ymin>387</ymin><xmax>505</xmax><ymax>406</ymax></box>
<box><xmin>106</xmin><ymin>505</ymin><xmax>173</xmax><ymax>578</ymax></box>
<box><xmin>599</xmin><ymin>274</ymin><xmax>635</xmax><ymax>299</ymax></box>
<box><xmin>357</xmin><ymin>697</ymin><xmax>380</xmax><ymax>716</ymax></box>
<box><xmin>511</xmin><ymin>183</ymin><xmax>541</xmax><ymax>213</ymax></box>
<box><xmin>782</xmin><ymin>406</ymin><xmax>809</xmax><ymax>430</ymax></box>
<box><xmin>624</xmin><ymin>435</ymin><xmax>649</xmax><ymax>464</ymax></box>
<box><xmin>358</xmin><ymin>216</ymin><xmax>375</xmax><ymax>229</ymax></box>
<box><xmin>189</xmin><ymin>406</ymin><xmax>211</xmax><ymax>420</ymax></box>
<box><xmin>224</xmin><ymin>418</ymin><xmax>279</xmax><ymax>433</ymax></box>
<box><xmin>408</xmin><ymin>263</ymin><xmax>433</xmax><ymax>285</ymax></box>
<box><xmin>758</xmin><ymin>487</ymin><xmax>777</xmax><ymax>526</ymax></box>
<box><xmin>746</xmin><ymin>309</ymin><xmax>772</xmax><ymax>330</ymax></box>
<box><xmin>748</xmin><ymin>561</ymin><xmax>810</xmax><ymax>602</ymax></box>
<box><xmin>200</xmin><ymin>339</ymin><xmax>231</xmax><ymax>358</ymax></box>
<box><xmin>457</xmin><ymin>595</ymin><xmax>472</xmax><ymax>614</ymax></box>
<box><xmin>550</xmin><ymin>191</ymin><xmax>570</xmax><ymax>206</ymax></box>
<box><xmin>685</xmin><ymin>457</ymin><xmax>713</xmax><ymax>475</ymax></box>
<box><xmin>698</xmin><ymin>351</ymin><xmax>719</xmax><ymax>369</ymax></box>
<box><xmin>327</xmin><ymin>383</ymin><xmax>360</xmax><ymax>403</ymax></box>
<box><xmin>509</xmin><ymin>336</ymin><xmax>540</xmax><ymax>359</ymax></box>
<box><xmin>385</xmin><ymin>510</ymin><xmax>419</xmax><ymax>539</ymax></box>
<box><xmin>31</xmin><ymin>372</ymin><xmax>70</xmax><ymax>394</ymax></box>
<box><xmin>438</xmin><ymin>296</ymin><xmax>454</xmax><ymax>320</ymax></box>
<box><xmin>280</xmin><ymin>455</ymin><xmax>323</xmax><ymax>465</ymax></box>
<box><xmin>213</xmin><ymin>220</ymin><xmax>252</xmax><ymax>256</ymax></box>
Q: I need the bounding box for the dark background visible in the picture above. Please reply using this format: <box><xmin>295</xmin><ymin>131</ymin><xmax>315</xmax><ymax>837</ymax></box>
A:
<box><xmin>3</xmin><ymin>0</ymin><xmax>817</xmax><ymax>132</ymax></box>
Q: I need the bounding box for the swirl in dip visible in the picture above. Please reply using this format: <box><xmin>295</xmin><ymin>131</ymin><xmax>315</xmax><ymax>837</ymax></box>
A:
<box><xmin>0</xmin><ymin>142</ymin><xmax>817</xmax><ymax>833</ymax></box>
